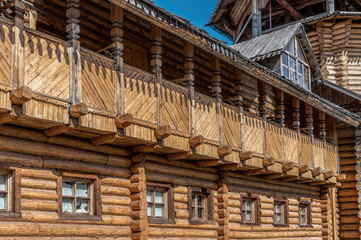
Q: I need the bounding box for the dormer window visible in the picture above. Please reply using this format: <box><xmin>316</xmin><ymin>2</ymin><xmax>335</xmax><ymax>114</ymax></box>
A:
<box><xmin>281</xmin><ymin>38</ymin><xmax>310</xmax><ymax>89</ymax></box>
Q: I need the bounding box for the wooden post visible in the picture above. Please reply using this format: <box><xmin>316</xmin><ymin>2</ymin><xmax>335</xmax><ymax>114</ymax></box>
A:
<box><xmin>319</xmin><ymin>111</ymin><xmax>326</xmax><ymax>141</ymax></box>
<box><xmin>234</xmin><ymin>69</ymin><xmax>244</xmax><ymax>150</ymax></box>
<box><xmin>10</xmin><ymin>0</ymin><xmax>25</xmax><ymax>89</ymax></box>
<box><xmin>151</xmin><ymin>25</ymin><xmax>162</xmax><ymax>126</ymax></box>
<box><xmin>211</xmin><ymin>57</ymin><xmax>223</xmax><ymax>144</ymax></box>
<box><xmin>292</xmin><ymin>98</ymin><xmax>300</xmax><ymax>132</ymax></box>
<box><xmin>130</xmin><ymin>156</ymin><xmax>148</xmax><ymax>240</ymax></box>
<box><xmin>67</xmin><ymin>0</ymin><xmax>82</xmax><ymax>105</ymax></box>
<box><xmin>111</xmin><ymin>4</ymin><xmax>124</xmax><ymax>115</ymax></box>
<box><xmin>184</xmin><ymin>42</ymin><xmax>195</xmax><ymax>135</ymax></box>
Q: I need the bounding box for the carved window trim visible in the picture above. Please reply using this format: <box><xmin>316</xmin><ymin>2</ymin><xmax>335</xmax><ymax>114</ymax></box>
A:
<box><xmin>0</xmin><ymin>165</ymin><xmax>21</xmax><ymax>220</ymax></box>
<box><xmin>146</xmin><ymin>182</ymin><xmax>175</xmax><ymax>224</ymax></box>
<box><xmin>188</xmin><ymin>186</ymin><xmax>214</xmax><ymax>225</ymax></box>
<box><xmin>273</xmin><ymin>197</ymin><xmax>289</xmax><ymax>227</ymax></box>
<box><xmin>240</xmin><ymin>193</ymin><xmax>260</xmax><ymax>226</ymax></box>
<box><xmin>57</xmin><ymin>171</ymin><xmax>101</xmax><ymax>221</ymax></box>
<box><xmin>299</xmin><ymin>200</ymin><xmax>312</xmax><ymax>227</ymax></box>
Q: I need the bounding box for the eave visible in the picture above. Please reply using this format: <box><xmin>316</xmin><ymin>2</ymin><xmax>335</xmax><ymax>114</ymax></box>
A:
<box><xmin>113</xmin><ymin>0</ymin><xmax>361</xmax><ymax>127</ymax></box>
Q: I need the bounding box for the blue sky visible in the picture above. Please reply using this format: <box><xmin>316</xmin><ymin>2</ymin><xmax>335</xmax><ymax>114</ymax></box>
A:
<box><xmin>152</xmin><ymin>0</ymin><xmax>232</xmax><ymax>45</ymax></box>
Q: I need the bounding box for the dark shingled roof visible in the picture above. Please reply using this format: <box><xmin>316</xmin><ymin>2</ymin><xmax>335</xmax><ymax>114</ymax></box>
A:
<box><xmin>230</xmin><ymin>23</ymin><xmax>300</xmax><ymax>60</ymax></box>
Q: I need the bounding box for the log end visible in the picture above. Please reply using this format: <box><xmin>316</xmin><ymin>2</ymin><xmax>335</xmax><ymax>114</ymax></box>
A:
<box><xmin>154</xmin><ymin>125</ymin><xmax>172</xmax><ymax>140</ymax></box>
<box><xmin>239</xmin><ymin>151</ymin><xmax>253</xmax><ymax>161</ymax></box>
<box><xmin>263</xmin><ymin>157</ymin><xmax>275</xmax><ymax>167</ymax></box>
<box><xmin>337</xmin><ymin>173</ymin><xmax>347</xmax><ymax>182</ymax></box>
<box><xmin>70</xmin><ymin>103</ymin><xmax>88</xmax><ymax>118</ymax></box>
<box><xmin>218</xmin><ymin>145</ymin><xmax>232</xmax><ymax>157</ymax></box>
<box><xmin>115</xmin><ymin>113</ymin><xmax>134</xmax><ymax>129</ymax></box>
<box><xmin>298</xmin><ymin>164</ymin><xmax>310</xmax><ymax>174</ymax></box>
<box><xmin>91</xmin><ymin>133</ymin><xmax>117</xmax><ymax>146</ymax></box>
<box><xmin>282</xmin><ymin>162</ymin><xmax>295</xmax><ymax>172</ymax></box>
<box><xmin>10</xmin><ymin>86</ymin><xmax>33</xmax><ymax>105</ymax></box>
<box><xmin>189</xmin><ymin>135</ymin><xmax>204</xmax><ymax>148</ymax></box>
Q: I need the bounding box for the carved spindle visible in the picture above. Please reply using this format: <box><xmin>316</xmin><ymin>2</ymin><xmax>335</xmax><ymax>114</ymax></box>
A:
<box><xmin>292</xmin><ymin>98</ymin><xmax>300</xmax><ymax>132</ymax></box>
<box><xmin>234</xmin><ymin>69</ymin><xmax>243</xmax><ymax>111</ymax></box>
<box><xmin>306</xmin><ymin>104</ymin><xmax>314</xmax><ymax>137</ymax></box>
<box><xmin>151</xmin><ymin>25</ymin><xmax>162</xmax><ymax>126</ymax></box>
<box><xmin>276</xmin><ymin>89</ymin><xmax>285</xmax><ymax>127</ymax></box>
<box><xmin>66</xmin><ymin>0</ymin><xmax>80</xmax><ymax>43</ymax></box>
<box><xmin>211</xmin><ymin>57</ymin><xmax>222</xmax><ymax>101</ymax></box>
<box><xmin>319</xmin><ymin>111</ymin><xmax>326</xmax><ymax>141</ymax></box>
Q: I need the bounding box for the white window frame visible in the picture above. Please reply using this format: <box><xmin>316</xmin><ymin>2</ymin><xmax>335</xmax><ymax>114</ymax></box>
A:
<box><xmin>61</xmin><ymin>179</ymin><xmax>93</xmax><ymax>215</ymax></box>
<box><xmin>281</xmin><ymin>37</ymin><xmax>311</xmax><ymax>89</ymax></box>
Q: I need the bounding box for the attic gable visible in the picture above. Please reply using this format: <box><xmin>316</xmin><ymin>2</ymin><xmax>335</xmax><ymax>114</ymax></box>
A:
<box><xmin>230</xmin><ymin>23</ymin><xmax>322</xmax><ymax>86</ymax></box>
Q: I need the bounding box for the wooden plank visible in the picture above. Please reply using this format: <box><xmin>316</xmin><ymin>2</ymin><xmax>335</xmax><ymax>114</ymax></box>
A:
<box><xmin>0</xmin><ymin>21</ymin><xmax>12</xmax><ymax>86</ymax></box>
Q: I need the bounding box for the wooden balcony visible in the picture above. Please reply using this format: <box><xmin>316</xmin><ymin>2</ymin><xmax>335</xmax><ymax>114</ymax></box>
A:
<box><xmin>0</xmin><ymin>19</ymin><xmax>338</xmax><ymax>184</ymax></box>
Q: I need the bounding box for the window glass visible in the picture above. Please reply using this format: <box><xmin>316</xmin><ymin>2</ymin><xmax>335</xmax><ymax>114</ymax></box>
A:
<box><xmin>76</xmin><ymin>183</ymin><xmax>88</xmax><ymax>197</ymax></box>
<box><xmin>0</xmin><ymin>175</ymin><xmax>6</xmax><ymax>191</ymax></box>
<box><xmin>62</xmin><ymin>180</ymin><xmax>91</xmax><ymax>214</ymax></box>
<box><xmin>62</xmin><ymin>181</ymin><xmax>73</xmax><ymax>196</ymax></box>
<box><xmin>274</xmin><ymin>201</ymin><xmax>286</xmax><ymax>224</ymax></box>
<box><xmin>299</xmin><ymin>203</ymin><xmax>310</xmax><ymax>225</ymax></box>
<box><xmin>62</xmin><ymin>198</ymin><xmax>73</xmax><ymax>213</ymax></box>
<box><xmin>191</xmin><ymin>193</ymin><xmax>206</xmax><ymax>220</ymax></box>
<box><xmin>242</xmin><ymin>198</ymin><xmax>255</xmax><ymax>223</ymax></box>
<box><xmin>281</xmin><ymin>37</ymin><xmax>310</xmax><ymax>89</ymax></box>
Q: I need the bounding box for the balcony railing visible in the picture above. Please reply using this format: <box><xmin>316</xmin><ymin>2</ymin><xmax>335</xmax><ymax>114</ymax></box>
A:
<box><xmin>0</xmin><ymin>18</ymin><xmax>338</xmax><ymax>179</ymax></box>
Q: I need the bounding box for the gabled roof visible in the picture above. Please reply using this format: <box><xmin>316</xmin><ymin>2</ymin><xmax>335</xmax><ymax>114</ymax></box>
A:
<box><xmin>230</xmin><ymin>23</ymin><xmax>323</xmax><ymax>80</ymax></box>
<box><xmin>230</xmin><ymin>23</ymin><xmax>300</xmax><ymax>60</ymax></box>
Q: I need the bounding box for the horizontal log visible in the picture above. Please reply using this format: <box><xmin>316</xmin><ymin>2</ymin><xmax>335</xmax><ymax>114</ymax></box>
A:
<box><xmin>148</xmin><ymin>227</ymin><xmax>218</xmax><ymax>238</ymax></box>
<box><xmin>102</xmin><ymin>204</ymin><xmax>132</xmax><ymax>216</ymax></box>
<box><xmin>101</xmin><ymin>185</ymin><xmax>130</xmax><ymax>197</ymax></box>
<box><xmin>145</xmin><ymin>161</ymin><xmax>218</xmax><ymax>181</ymax></box>
<box><xmin>91</xmin><ymin>133</ymin><xmax>117</xmax><ymax>146</ymax></box>
<box><xmin>21</xmin><ymin>178</ymin><xmax>57</xmax><ymax>190</ymax></box>
<box><xmin>101</xmin><ymin>177</ymin><xmax>130</xmax><ymax>188</ymax></box>
<box><xmin>43</xmin><ymin>158</ymin><xmax>131</xmax><ymax>178</ymax></box>
<box><xmin>0</xmin><ymin>150</ymin><xmax>43</xmax><ymax>168</ymax></box>
<box><xmin>0</xmin><ymin>112</ymin><xmax>18</xmax><ymax>125</ymax></box>
<box><xmin>146</xmin><ymin>172</ymin><xmax>217</xmax><ymax>189</ymax></box>
<box><xmin>21</xmin><ymin>188</ymin><xmax>58</xmax><ymax>201</ymax></box>
<box><xmin>0</xmin><ymin>125</ymin><xmax>131</xmax><ymax>156</ymax></box>
<box><xmin>21</xmin><ymin>199</ymin><xmax>58</xmax><ymax>211</ymax></box>
<box><xmin>21</xmin><ymin>168</ymin><xmax>57</xmax><ymax>180</ymax></box>
<box><xmin>43</xmin><ymin>125</ymin><xmax>70</xmax><ymax>137</ymax></box>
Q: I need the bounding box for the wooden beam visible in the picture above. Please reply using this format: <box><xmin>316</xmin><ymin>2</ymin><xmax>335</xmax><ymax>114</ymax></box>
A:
<box><xmin>0</xmin><ymin>112</ymin><xmax>18</xmax><ymax>125</ymax></box>
<box><xmin>69</xmin><ymin>103</ymin><xmax>88</xmax><ymax>118</ymax></box>
<box><xmin>276</xmin><ymin>0</ymin><xmax>303</xmax><ymax>19</ymax></box>
<box><xmin>244</xmin><ymin>169</ymin><xmax>265</xmax><ymax>176</ymax></box>
<box><xmin>218</xmin><ymin>145</ymin><xmax>232</xmax><ymax>157</ymax></box>
<box><xmin>264</xmin><ymin>173</ymin><xmax>284</xmax><ymax>180</ymax></box>
<box><xmin>10</xmin><ymin>86</ymin><xmax>33</xmax><ymax>105</ymax></box>
<box><xmin>43</xmin><ymin>125</ymin><xmax>70</xmax><ymax>137</ymax></box>
<box><xmin>196</xmin><ymin>160</ymin><xmax>222</xmax><ymax>167</ymax></box>
<box><xmin>91</xmin><ymin>133</ymin><xmax>117</xmax><ymax>146</ymax></box>
<box><xmin>115</xmin><ymin>113</ymin><xmax>133</xmax><ymax>129</ymax></box>
<box><xmin>263</xmin><ymin>157</ymin><xmax>275</xmax><ymax>167</ymax></box>
<box><xmin>166</xmin><ymin>151</ymin><xmax>192</xmax><ymax>161</ymax></box>
<box><xmin>189</xmin><ymin>135</ymin><xmax>204</xmax><ymax>148</ymax></box>
<box><xmin>132</xmin><ymin>144</ymin><xmax>161</xmax><ymax>153</ymax></box>
<box><xmin>282</xmin><ymin>162</ymin><xmax>295</xmax><ymax>172</ymax></box>
<box><xmin>154</xmin><ymin>125</ymin><xmax>171</xmax><ymax>140</ymax></box>
<box><xmin>218</xmin><ymin>164</ymin><xmax>241</xmax><ymax>171</ymax></box>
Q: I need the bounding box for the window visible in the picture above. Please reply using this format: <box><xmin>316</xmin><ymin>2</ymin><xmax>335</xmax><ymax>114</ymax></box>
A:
<box><xmin>273</xmin><ymin>198</ymin><xmax>288</xmax><ymax>226</ymax></box>
<box><xmin>299</xmin><ymin>201</ymin><xmax>311</xmax><ymax>226</ymax></box>
<box><xmin>281</xmin><ymin>37</ymin><xmax>310</xmax><ymax>89</ymax></box>
<box><xmin>0</xmin><ymin>173</ymin><xmax>10</xmax><ymax>211</ymax></box>
<box><xmin>188</xmin><ymin>186</ymin><xmax>213</xmax><ymax>224</ymax></box>
<box><xmin>62</xmin><ymin>180</ymin><xmax>91</xmax><ymax>214</ymax></box>
<box><xmin>146</xmin><ymin>182</ymin><xmax>174</xmax><ymax>224</ymax></box>
<box><xmin>58</xmin><ymin>172</ymin><xmax>101</xmax><ymax>221</ymax></box>
<box><xmin>240</xmin><ymin>193</ymin><xmax>260</xmax><ymax>225</ymax></box>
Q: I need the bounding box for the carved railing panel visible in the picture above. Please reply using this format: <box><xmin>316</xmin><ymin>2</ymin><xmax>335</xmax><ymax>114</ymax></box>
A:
<box><xmin>266</xmin><ymin>122</ymin><xmax>283</xmax><ymax>160</ymax></box>
<box><xmin>222</xmin><ymin>104</ymin><xmax>240</xmax><ymax>148</ymax></box>
<box><xmin>243</xmin><ymin>114</ymin><xmax>265</xmax><ymax>155</ymax></box>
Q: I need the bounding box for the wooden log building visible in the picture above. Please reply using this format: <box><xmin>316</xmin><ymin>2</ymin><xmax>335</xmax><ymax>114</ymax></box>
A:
<box><xmin>209</xmin><ymin>0</ymin><xmax>361</xmax><ymax>239</ymax></box>
<box><xmin>0</xmin><ymin>0</ymin><xmax>359</xmax><ymax>239</ymax></box>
